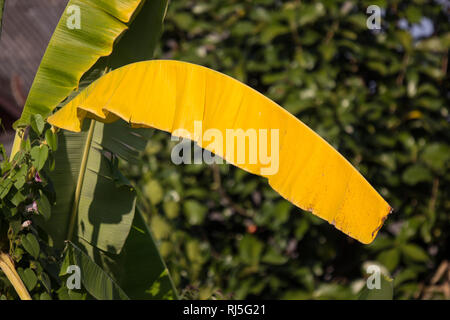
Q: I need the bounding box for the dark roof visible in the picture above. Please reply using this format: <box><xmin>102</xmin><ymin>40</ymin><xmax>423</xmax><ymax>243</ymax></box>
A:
<box><xmin>0</xmin><ymin>0</ymin><xmax>68</xmax><ymax>127</ymax></box>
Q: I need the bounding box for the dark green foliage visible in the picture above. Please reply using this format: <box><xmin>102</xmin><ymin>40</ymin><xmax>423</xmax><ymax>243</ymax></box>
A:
<box><xmin>123</xmin><ymin>0</ymin><xmax>449</xmax><ymax>299</ymax></box>
<box><xmin>0</xmin><ymin>127</ymin><xmax>61</xmax><ymax>300</ymax></box>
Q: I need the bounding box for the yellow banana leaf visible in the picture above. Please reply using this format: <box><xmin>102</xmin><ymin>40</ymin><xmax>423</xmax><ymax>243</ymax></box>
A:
<box><xmin>48</xmin><ymin>60</ymin><xmax>392</xmax><ymax>244</ymax></box>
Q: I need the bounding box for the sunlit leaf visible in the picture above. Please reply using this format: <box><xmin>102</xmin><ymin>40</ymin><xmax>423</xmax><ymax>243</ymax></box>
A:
<box><xmin>48</xmin><ymin>60</ymin><xmax>392</xmax><ymax>244</ymax></box>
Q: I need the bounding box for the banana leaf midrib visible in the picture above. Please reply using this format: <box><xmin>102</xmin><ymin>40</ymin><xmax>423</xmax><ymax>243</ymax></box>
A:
<box><xmin>66</xmin><ymin>119</ymin><xmax>95</xmax><ymax>242</ymax></box>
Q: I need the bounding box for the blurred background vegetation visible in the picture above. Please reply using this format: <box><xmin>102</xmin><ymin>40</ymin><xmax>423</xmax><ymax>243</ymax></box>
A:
<box><xmin>121</xmin><ymin>0</ymin><xmax>449</xmax><ymax>300</ymax></box>
<box><xmin>0</xmin><ymin>0</ymin><xmax>448</xmax><ymax>300</ymax></box>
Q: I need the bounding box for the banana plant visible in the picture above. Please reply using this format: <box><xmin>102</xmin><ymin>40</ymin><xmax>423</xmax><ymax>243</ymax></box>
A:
<box><xmin>2</xmin><ymin>0</ymin><xmax>177</xmax><ymax>300</ymax></box>
<box><xmin>2</xmin><ymin>0</ymin><xmax>392</xmax><ymax>300</ymax></box>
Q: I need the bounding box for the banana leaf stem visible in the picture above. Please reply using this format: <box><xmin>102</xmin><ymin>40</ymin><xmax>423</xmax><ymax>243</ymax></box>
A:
<box><xmin>0</xmin><ymin>251</ymin><xmax>32</xmax><ymax>300</ymax></box>
<box><xmin>67</xmin><ymin>119</ymin><xmax>95</xmax><ymax>241</ymax></box>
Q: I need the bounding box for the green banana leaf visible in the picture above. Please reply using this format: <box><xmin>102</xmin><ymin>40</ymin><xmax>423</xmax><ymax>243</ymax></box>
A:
<box><xmin>37</xmin><ymin>0</ymin><xmax>169</xmax><ymax>253</ymax></box>
<box><xmin>109</xmin><ymin>0</ymin><xmax>169</xmax><ymax>69</ymax></box>
<box><xmin>60</xmin><ymin>241</ymin><xmax>130</xmax><ymax>300</ymax></box>
<box><xmin>15</xmin><ymin>0</ymin><xmax>168</xmax><ymax>127</ymax></box>
<box><xmin>47</xmin><ymin>119</ymin><xmax>177</xmax><ymax>299</ymax></box>
<box><xmin>41</xmin><ymin>119</ymin><xmax>151</xmax><ymax>254</ymax></box>
<box><xmin>77</xmin><ymin>210</ymin><xmax>177</xmax><ymax>299</ymax></box>
<box><xmin>46</xmin><ymin>126</ymin><xmax>176</xmax><ymax>299</ymax></box>
<box><xmin>116</xmin><ymin>210</ymin><xmax>177</xmax><ymax>299</ymax></box>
